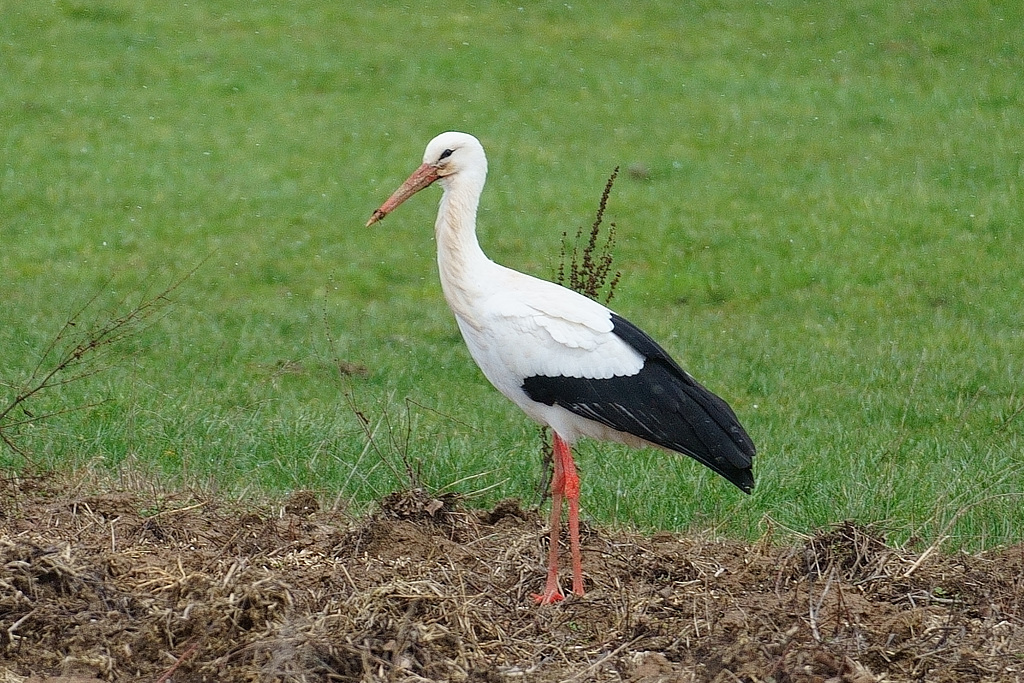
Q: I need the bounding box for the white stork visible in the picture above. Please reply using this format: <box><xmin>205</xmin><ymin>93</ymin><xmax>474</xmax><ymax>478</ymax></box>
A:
<box><xmin>366</xmin><ymin>132</ymin><xmax>755</xmax><ymax>604</ymax></box>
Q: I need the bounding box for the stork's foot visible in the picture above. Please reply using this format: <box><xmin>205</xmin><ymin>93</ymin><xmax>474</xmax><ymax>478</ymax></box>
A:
<box><xmin>532</xmin><ymin>565</ymin><xmax>565</xmax><ymax>605</ymax></box>
<box><xmin>531</xmin><ymin>588</ymin><xmax>565</xmax><ymax>605</ymax></box>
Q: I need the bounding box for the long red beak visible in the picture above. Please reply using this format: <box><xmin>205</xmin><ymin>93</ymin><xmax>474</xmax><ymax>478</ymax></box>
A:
<box><xmin>366</xmin><ymin>162</ymin><xmax>440</xmax><ymax>227</ymax></box>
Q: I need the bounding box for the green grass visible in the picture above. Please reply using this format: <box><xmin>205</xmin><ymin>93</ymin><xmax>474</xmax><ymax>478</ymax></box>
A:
<box><xmin>2</xmin><ymin>1</ymin><xmax>1022</xmax><ymax>549</ymax></box>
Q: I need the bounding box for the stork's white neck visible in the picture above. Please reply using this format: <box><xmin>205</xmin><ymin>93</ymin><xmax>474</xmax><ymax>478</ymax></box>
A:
<box><xmin>434</xmin><ymin>168</ymin><xmax>497</xmax><ymax>326</ymax></box>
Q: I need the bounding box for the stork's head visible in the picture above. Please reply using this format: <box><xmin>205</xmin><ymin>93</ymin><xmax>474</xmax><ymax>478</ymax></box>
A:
<box><xmin>366</xmin><ymin>131</ymin><xmax>487</xmax><ymax>227</ymax></box>
<box><xmin>422</xmin><ymin>131</ymin><xmax>486</xmax><ymax>181</ymax></box>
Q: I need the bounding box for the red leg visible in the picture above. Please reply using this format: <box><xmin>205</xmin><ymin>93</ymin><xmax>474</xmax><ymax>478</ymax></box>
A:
<box><xmin>533</xmin><ymin>437</ymin><xmax>566</xmax><ymax>604</ymax></box>
<box><xmin>532</xmin><ymin>432</ymin><xmax>585</xmax><ymax>604</ymax></box>
<box><xmin>555</xmin><ymin>433</ymin><xmax>584</xmax><ymax>597</ymax></box>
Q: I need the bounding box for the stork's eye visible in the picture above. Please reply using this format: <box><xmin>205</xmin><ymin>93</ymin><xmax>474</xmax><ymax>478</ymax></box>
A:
<box><xmin>439</xmin><ymin>148</ymin><xmax>454</xmax><ymax>160</ymax></box>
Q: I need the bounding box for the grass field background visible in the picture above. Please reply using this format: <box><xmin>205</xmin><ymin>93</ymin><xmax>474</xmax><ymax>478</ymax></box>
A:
<box><xmin>2</xmin><ymin>1</ymin><xmax>1022</xmax><ymax>548</ymax></box>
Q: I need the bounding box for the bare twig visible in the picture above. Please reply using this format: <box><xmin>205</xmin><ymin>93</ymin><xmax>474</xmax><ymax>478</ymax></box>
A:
<box><xmin>345</xmin><ymin>390</ymin><xmax>413</xmax><ymax>487</ymax></box>
<box><xmin>808</xmin><ymin>567</ymin><xmax>837</xmax><ymax>642</ymax></box>
<box><xmin>995</xmin><ymin>391</ymin><xmax>1024</xmax><ymax>434</ymax></box>
<box><xmin>562</xmin><ymin>634</ymin><xmax>644</xmax><ymax>682</ymax></box>
<box><xmin>0</xmin><ymin>265</ymin><xmax>200</xmax><ymax>458</ymax></box>
<box><xmin>906</xmin><ymin>492</ymin><xmax>1024</xmax><ymax>577</ymax></box>
<box><xmin>902</xmin><ymin>535</ymin><xmax>950</xmax><ymax>578</ymax></box>
<box><xmin>155</xmin><ymin>640</ymin><xmax>200</xmax><ymax>683</ymax></box>
<box><xmin>533</xmin><ymin>426</ymin><xmax>554</xmax><ymax>509</ymax></box>
<box><xmin>6</xmin><ymin>609</ymin><xmax>36</xmax><ymax>647</ymax></box>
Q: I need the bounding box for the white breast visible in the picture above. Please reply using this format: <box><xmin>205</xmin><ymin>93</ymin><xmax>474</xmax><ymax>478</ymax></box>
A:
<box><xmin>446</xmin><ymin>264</ymin><xmax>644</xmax><ymax>418</ymax></box>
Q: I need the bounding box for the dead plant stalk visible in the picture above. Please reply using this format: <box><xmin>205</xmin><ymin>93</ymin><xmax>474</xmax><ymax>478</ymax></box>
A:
<box><xmin>0</xmin><ymin>266</ymin><xmax>199</xmax><ymax>459</ymax></box>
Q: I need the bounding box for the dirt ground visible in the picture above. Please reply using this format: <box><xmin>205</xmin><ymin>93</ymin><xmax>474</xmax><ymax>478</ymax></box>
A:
<box><xmin>1</xmin><ymin>475</ymin><xmax>1021</xmax><ymax>682</ymax></box>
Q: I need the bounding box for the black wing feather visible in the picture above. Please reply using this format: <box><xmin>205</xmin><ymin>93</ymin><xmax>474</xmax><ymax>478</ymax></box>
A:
<box><xmin>521</xmin><ymin>313</ymin><xmax>756</xmax><ymax>493</ymax></box>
